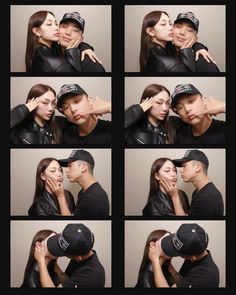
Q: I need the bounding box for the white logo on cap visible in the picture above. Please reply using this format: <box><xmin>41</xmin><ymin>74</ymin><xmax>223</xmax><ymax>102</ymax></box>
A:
<box><xmin>184</xmin><ymin>150</ymin><xmax>192</xmax><ymax>157</ymax></box>
<box><xmin>58</xmin><ymin>234</ymin><xmax>69</xmax><ymax>251</ymax></box>
<box><xmin>172</xmin><ymin>234</ymin><xmax>184</xmax><ymax>251</ymax></box>
<box><xmin>70</xmin><ymin>150</ymin><xmax>78</xmax><ymax>157</ymax></box>
<box><xmin>172</xmin><ymin>84</ymin><xmax>192</xmax><ymax>97</ymax></box>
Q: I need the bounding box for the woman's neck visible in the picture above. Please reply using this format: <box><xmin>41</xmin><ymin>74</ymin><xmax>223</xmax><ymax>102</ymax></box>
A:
<box><xmin>38</xmin><ymin>38</ymin><xmax>52</xmax><ymax>48</ymax></box>
<box><xmin>151</xmin><ymin>38</ymin><xmax>167</xmax><ymax>48</ymax></box>
<box><xmin>147</xmin><ymin>114</ymin><xmax>160</xmax><ymax>127</ymax></box>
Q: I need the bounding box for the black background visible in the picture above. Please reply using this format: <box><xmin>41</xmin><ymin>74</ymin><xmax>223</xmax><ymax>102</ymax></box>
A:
<box><xmin>3</xmin><ymin>0</ymin><xmax>235</xmax><ymax>294</ymax></box>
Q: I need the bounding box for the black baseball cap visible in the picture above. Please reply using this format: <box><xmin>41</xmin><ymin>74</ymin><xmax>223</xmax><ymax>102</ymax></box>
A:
<box><xmin>161</xmin><ymin>223</ymin><xmax>209</xmax><ymax>257</ymax></box>
<box><xmin>59</xmin><ymin>149</ymin><xmax>95</xmax><ymax>167</ymax></box>
<box><xmin>171</xmin><ymin>84</ymin><xmax>202</xmax><ymax>109</ymax></box>
<box><xmin>174</xmin><ymin>12</ymin><xmax>199</xmax><ymax>32</ymax></box>
<box><xmin>60</xmin><ymin>12</ymin><xmax>85</xmax><ymax>32</ymax></box>
<box><xmin>57</xmin><ymin>84</ymin><xmax>87</xmax><ymax>109</ymax></box>
<box><xmin>173</xmin><ymin>149</ymin><xmax>209</xmax><ymax>168</ymax></box>
<box><xmin>47</xmin><ymin>223</ymin><xmax>94</xmax><ymax>257</ymax></box>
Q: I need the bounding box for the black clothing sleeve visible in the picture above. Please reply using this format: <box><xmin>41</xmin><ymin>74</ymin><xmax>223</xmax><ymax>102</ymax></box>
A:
<box><xmin>146</xmin><ymin>44</ymin><xmax>195</xmax><ymax>72</ymax></box>
<box><xmin>124</xmin><ymin>104</ymin><xmax>144</xmax><ymax>129</ymax></box>
<box><xmin>32</xmin><ymin>46</ymin><xmax>79</xmax><ymax>72</ymax></box>
<box><xmin>179</xmin><ymin>48</ymin><xmax>196</xmax><ymax>72</ymax></box>
<box><xmin>79</xmin><ymin>42</ymin><xmax>94</xmax><ymax>51</ymax></box>
<box><xmin>64</xmin><ymin>190</ymin><xmax>75</xmax><ymax>213</ymax></box>
<box><xmin>64</xmin><ymin>48</ymin><xmax>82</xmax><ymax>72</ymax></box>
<box><xmin>10</xmin><ymin>104</ymin><xmax>30</xmax><ymax>129</ymax></box>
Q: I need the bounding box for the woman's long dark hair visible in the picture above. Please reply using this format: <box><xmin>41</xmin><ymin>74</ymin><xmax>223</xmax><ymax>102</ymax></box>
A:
<box><xmin>140</xmin><ymin>84</ymin><xmax>175</xmax><ymax>143</ymax></box>
<box><xmin>139</xmin><ymin>11</ymin><xmax>169</xmax><ymax>72</ymax></box>
<box><xmin>34</xmin><ymin>157</ymin><xmax>61</xmax><ymax>200</ymax></box>
<box><xmin>22</xmin><ymin>229</ymin><xmax>57</xmax><ymax>283</ymax></box>
<box><xmin>25</xmin><ymin>11</ymin><xmax>55</xmax><ymax>72</ymax></box>
<box><xmin>137</xmin><ymin>229</ymin><xmax>170</xmax><ymax>280</ymax></box>
<box><xmin>25</xmin><ymin>83</ymin><xmax>60</xmax><ymax>143</ymax></box>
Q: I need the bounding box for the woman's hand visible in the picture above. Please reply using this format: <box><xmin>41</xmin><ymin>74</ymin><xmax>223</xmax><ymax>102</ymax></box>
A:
<box><xmin>66</xmin><ymin>35</ymin><xmax>83</xmax><ymax>49</ymax></box>
<box><xmin>180</xmin><ymin>35</ymin><xmax>198</xmax><ymax>49</ymax></box>
<box><xmin>81</xmin><ymin>49</ymin><xmax>102</xmax><ymax>63</ymax></box>
<box><xmin>160</xmin><ymin>178</ymin><xmax>179</xmax><ymax>198</ymax></box>
<box><xmin>195</xmin><ymin>49</ymin><xmax>216</xmax><ymax>63</ymax></box>
<box><xmin>46</xmin><ymin>177</ymin><xmax>64</xmax><ymax>198</ymax></box>
<box><xmin>140</xmin><ymin>97</ymin><xmax>155</xmax><ymax>112</ymax></box>
<box><xmin>149</xmin><ymin>241</ymin><xmax>161</xmax><ymax>263</ymax></box>
<box><xmin>26</xmin><ymin>97</ymin><xmax>40</xmax><ymax>112</ymax></box>
<box><xmin>80</xmin><ymin>96</ymin><xmax>111</xmax><ymax>116</ymax></box>
<box><xmin>34</xmin><ymin>241</ymin><xmax>47</xmax><ymax>263</ymax></box>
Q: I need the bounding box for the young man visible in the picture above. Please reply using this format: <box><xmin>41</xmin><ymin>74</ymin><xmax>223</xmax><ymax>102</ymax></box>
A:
<box><xmin>48</xmin><ymin>149</ymin><xmax>110</xmax><ymax>216</ymax></box>
<box><xmin>57</xmin><ymin>84</ymin><xmax>111</xmax><ymax>144</ymax></box>
<box><xmin>171</xmin><ymin>84</ymin><xmax>225</xmax><ymax>144</ymax></box>
<box><xmin>34</xmin><ymin>223</ymin><xmax>106</xmax><ymax>288</ymax></box>
<box><xmin>149</xmin><ymin>223</ymin><xmax>220</xmax><ymax>288</ymax></box>
<box><xmin>161</xmin><ymin>149</ymin><xmax>224</xmax><ymax>216</ymax></box>
<box><xmin>173</xmin><ymin>12</ymin><xmax>220</xmax><ymax>72</ymax></box>
<box><xmin>58</xmin><ymin>12</ymin><xmax>105</xmax><ymax>72</ymax></box>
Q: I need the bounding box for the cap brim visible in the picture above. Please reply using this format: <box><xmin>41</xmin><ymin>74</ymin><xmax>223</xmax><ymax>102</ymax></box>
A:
<box><xmin>47</xmin><ymin>234</ymin><xmax>66</xmax><ymax>257</ymax></box>
<box><xmin>58</xmin><ymin>157</ymin><xmax>76</xmax><ymax>167</ymax></box>
<box><xmin>172</xmin><ymin>158</ymin><xmax>187</xmax><ymax>167</ymax></box>
<box><xmin>161</xmin><ymin>234</ymin><xmax>181</xmax><ymax>257</ymax></box>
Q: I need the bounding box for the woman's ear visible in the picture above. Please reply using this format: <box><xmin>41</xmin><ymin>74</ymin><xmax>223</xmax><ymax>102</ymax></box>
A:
<box><xmin>149</xmin><ymin>241</ymin><xmax>156</xmax><ymax>247</ymax></box>
<box><xmin>146</xmin><ymin>27</ymin><xmax>155</xmax><ymax>37</ymax></box>
<box><xmin>32</xmin><ymin>27</ymin><xmax>41</xmax><ymax>37</ymax></box>
<box><xmin>154</xmin><ymin>172</ymin><xmax>160</xmax><ymax>181</ymax></box>
<box><xmin>35</xmin><ymin>241</ymin><xmax>41</xmax><ymax>247</ymax></box>
<box><xmin>40</xmin><ymin>172</ymin><xmax>46</xmax><ymax>181</ymax></box>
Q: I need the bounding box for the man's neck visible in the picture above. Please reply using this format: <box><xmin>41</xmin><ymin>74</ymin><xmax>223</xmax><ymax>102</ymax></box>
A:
<box><xmin>191</xmin><ymin>115</ymin><xmax>212</xmax><ymax>136</ymax></box>
<box><xmin>192</xmin><ymin>174</ymin><xmax>210</xmax><ymax>191</ymax></box>
<box><xmin>77</xmin><ymin>116</ymin><xmax>98</xmax><ymax>136</ymax></box>
<box><xmin>78</xmin><ymin>174</ymin><xmax>96</xmax><ymax>191</ymax></box>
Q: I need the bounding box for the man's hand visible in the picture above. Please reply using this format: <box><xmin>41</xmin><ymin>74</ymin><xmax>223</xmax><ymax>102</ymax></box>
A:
<box><xmin>160</xmin><ymin>178</ymin><xmax>179</xmax><ymax>198</ymax></box>
<box><xmin>80</xmin><ymin>96</ymin><xmax>111</xmax><ymax>116</ymax></box>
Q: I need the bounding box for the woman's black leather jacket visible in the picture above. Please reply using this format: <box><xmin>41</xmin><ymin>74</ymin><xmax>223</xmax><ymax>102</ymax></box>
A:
<box><xmin>145</xmin><ymin>42</ymin><xmax>196</xmax><ymax>72</ymax></box>
<box><xmin>135</xmin><ymin>261</ymin><xmax>174</xmax><ymax>288</ymax></box>
<box><xmin>21</xmin><ymin>261</ymin><xmax>59</xmax><ymax>288</ymax></box>
<box><xmin>125</xmin><ymin>104</ymin><xmax>175</xmax><ymax>144</ymax></box>
<box><xmin>31</xmin><ymin>42</ymin><xmax>99</xmax><ymax>72</ymax></box>
<box><xmin>28</xmin><ymin>190</ymin><xmax>75</xmax><ymax>216</ymax></box>
<box><xmin>142</xmin><ymin>189</ymin><xmax>189</xmax><ymax>216</ymax></box>
<box><xmin>11</xmin><ymin>104</ymin><xmax>55</xmax><ymax>144</ymax></box>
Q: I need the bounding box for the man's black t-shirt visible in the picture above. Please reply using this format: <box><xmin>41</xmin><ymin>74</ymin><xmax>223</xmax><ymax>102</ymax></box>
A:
<box><xmin>62</xmin><ymin>119</ymin><xmax>111</xmax><ymax>145</ymax></box>
<box><xmin>188</xmin><ymin>182</ymin><xmax>224</xmax><ymax>217</ymax></box>
<box><xmin>176</xmin><ymin>251</ymin><xmax>220</xmax><ymax>288</ymax></box>
<box><xmin>176</xmin><ymin>119</ymin><xmax>225</xmax><ymax>145</ymax></box>
<box><xmin>74</xmin><ymin>182</ymin><xmax>110</xmax><ymax>216</ymax></box>
<box><xmin>63</xmin><ymin>251</ymin><xmax>105</xmax><ymax>288</ymax></box>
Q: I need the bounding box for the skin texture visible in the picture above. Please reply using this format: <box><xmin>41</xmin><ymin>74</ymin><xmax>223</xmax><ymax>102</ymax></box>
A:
<box><xmin>26</xmin><ymin>90</ymin><xmax>56</xmax><ymax>127</ymax></box>
<box><xmin>145</xmin><ymin>90</ymin><xmax>171</xmax><ymax>126</ymax></box>
<box><xmin>33</xmin><ymin>13</ymin><xmax>59</xmax><ymax>47</ymax></box>
<box><xmin>147</xmin><ymin>13</ymin><xmax>173</xmax><ymax>47</ymax></box>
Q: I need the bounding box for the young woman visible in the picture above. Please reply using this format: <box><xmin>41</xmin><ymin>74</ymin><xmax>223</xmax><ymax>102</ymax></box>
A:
<box><xmin>135</xmin><ymin>230</ymin><xmax>174</xmax><ymax>288</ymax></box>
<box><xmin>10</xmin><ymin>83</ymin><xmax>62</xmax><ymax>144</ymax></box>
<box><xmin>142</xmin><ymin>158</ymin><xmax>189</xmax><ymax>216</ymax></box>
<box><xmin>140</xmin><ymin>10</ymin><xmax>196</xmax><ymax>72</ymax></box>
<box><xmin>28</xmin><ymin>158</ymin><xmax>75</xmax><ymax>216</ymax></box>
<box><xmin>25</xmin><ymin>10</ymin><xmax>98</xmax><ymax>72</ymax></box>
<box><xmin>21</xmin><ymin>230</ymin><xmax>61</xmax><ymax>287</ymax></box>
<box><xmin>124</xmin><ymin>84</ymin><xmax>176</xmax><ymax>144</ymax></box>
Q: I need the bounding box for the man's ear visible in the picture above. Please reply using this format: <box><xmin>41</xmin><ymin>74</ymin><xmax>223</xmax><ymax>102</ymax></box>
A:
<box><xmin>32</xmin><ymin>27</ymin><xmax>41</xmax><ymax>37</ymax></box>
<box><xmin>80</xmin><ymin>162</ymin><xmax>87</xmax><ymax>173</ymax></box>
<box><xmin>146</xmin><ymin>27</ymin><xmax>155</xmax><ymax>37</ymax></box>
